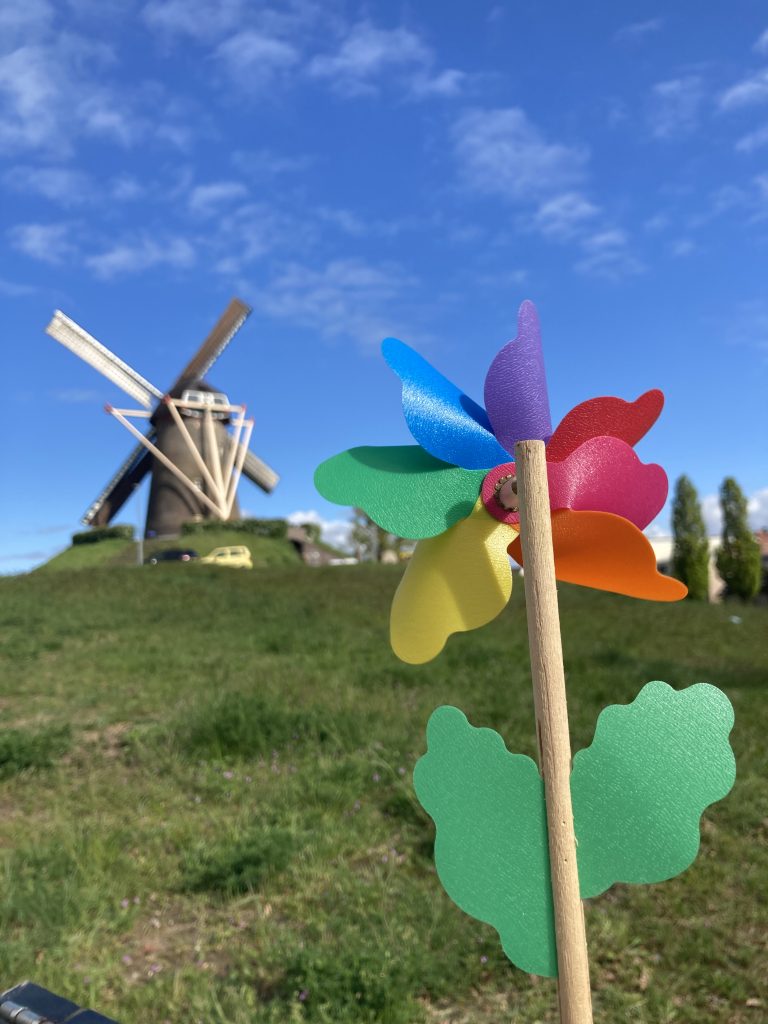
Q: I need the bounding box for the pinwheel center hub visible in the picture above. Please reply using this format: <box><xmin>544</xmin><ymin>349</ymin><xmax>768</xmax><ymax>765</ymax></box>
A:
<box><xmin>495</xmin><ymin>474</ymin><xmax>518</xmax><ymax>512</ymax></box>
<box><xmin>481</xmin><ymin>463</ymin><xmax>522</xmax><ymax>526</ymax></box>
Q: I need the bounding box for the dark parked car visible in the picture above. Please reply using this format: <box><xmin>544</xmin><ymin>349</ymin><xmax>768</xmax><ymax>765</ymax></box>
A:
<box><xmin>144</xmin><ymin>548</ymin><xmax>199</xmax><ymax>565</ymax></box>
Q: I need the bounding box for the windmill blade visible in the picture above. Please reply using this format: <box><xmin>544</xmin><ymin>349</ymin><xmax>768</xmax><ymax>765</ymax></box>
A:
<box><xmin>46</xmin><ymin>311</ymin><xmax>164</xmax><ymax>409</ymax></box>
<box><xmin>82</xmin><ymin>435</ymin><xmax>154</xmax><ymax>526</ymax></box>
<box><xmin>240</xmin><ymin>446</ymin><xmax>280</xmax><ymax>493</ymax></box>
<box><xmin>168</xmin><ymin>298</ymin><xmax>252</xmax><ymax>392</ymax></box>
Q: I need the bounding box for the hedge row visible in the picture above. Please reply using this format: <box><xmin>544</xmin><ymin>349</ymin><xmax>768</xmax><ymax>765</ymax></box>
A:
<box><xmin>181</xmin><ymin>518</ymin><xmax>288</xmax><ymax>539</ymax></box>
<box><xmin>71</xmin><ymin>524</ymin><xmax>135</xmax><ymax>545</ymax></box>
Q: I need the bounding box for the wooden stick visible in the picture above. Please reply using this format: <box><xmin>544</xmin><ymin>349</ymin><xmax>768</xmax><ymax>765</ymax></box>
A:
<box><xmin>514</xmin><ymin>439</ymin><xmax>593</xmax><ymax>1024</ymax></box>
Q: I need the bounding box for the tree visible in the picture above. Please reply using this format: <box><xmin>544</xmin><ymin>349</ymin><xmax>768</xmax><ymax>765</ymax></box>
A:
<box><xmin>671</xmin><ymin>475</ymin><xmax>710</xmax><ymax>600</ymax></box>
<box><xmin>715</xmin><ymin>477</ymin><xmax>762</xmax><ymax>601</ymax></box>
<box><xmin>350</xmin><ymin>508</ymin><xmax>404</xmax><ymax>562</ymax></box>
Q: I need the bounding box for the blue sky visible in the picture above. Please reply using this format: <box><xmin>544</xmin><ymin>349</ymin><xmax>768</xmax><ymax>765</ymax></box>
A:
<box><xmin>3</xmin><ymin>0</ymin><xmax>768</xmax><ymax>571</ymax></box>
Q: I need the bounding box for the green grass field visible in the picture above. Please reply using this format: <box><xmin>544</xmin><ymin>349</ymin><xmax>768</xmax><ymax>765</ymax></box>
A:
<box><xmin>39</xmin><ymin>531</ymin><xmax>301</xmax><ymax>572</ymax></box>
<box><xmin>0</xmin><ymin>565</ymin><xmax>765</xmax><ymax>1023</ymax></box>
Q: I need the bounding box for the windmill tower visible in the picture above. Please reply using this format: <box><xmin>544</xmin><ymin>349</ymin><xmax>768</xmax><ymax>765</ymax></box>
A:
<box><xmin>45</xmin><ymin>298</ymin><xmax>279</xmax><ymax>539</ymax></box>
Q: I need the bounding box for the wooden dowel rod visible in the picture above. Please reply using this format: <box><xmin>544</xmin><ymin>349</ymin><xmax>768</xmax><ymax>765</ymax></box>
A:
<box><xmin>514</xmin><ymin>439</ymin><xmax>593</xmax><ymax>1024</ymax></box>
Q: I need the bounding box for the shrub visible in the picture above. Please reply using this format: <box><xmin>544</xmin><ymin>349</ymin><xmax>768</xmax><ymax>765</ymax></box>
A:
<box><xmin>181</xmin><ymin>518</ymin><xmax>287</xmax><ymax>539</ymax></box>
<box><xmin>71</xmin><ymin>524</ymin><xmax>134</xmax><ymax>545</ymax></box>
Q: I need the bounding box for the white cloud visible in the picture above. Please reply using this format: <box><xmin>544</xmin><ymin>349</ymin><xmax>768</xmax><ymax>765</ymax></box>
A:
<box><xmin>4</xmin><ymin>164</ymin><xmax>92</xmax><ymax>204</ymax></box>
<box><xmin>453</xmin><ymin>107</ymin><xmax>588</xmax><ymax>202</ymax></box>
<box><xmin>231</xmin><ymin>148</ymin><xmax>314</xmax><ymax>178</ymax></box>
<box><xmin>54</xmin><ymin>388</ymin><xmax>103</xmax><ymax>403</ymax></box>
<box><xmin>85</xmin><ymin>235</ymin><xmax>196</xmax><ymax>278</ymax></box>
<box><xmin>736</xmin><ymin>121</ymin><xmax>768</xmax><ymax>152</ymax></box>
<box><xmin>287</xmin><ymin>509</ymin><xmax>353</xmax><ymax>551</ymax></box>
<box><xmin>749</xmin><ymin>487</ymin><xmax>768</xmax><ymax>529</ymax></box>
<box><xmin>0</xmin><ymin>0</ymin><xmax>54</xmax><ymax>46</ymax></box>
<box><xmin>250</xmin><ymin>258</ymin><xmax>417</xmax><ymax>347</ymax></box>
<box><xmin>756</xmin><ymin>29</ymin><xmax>768</xmax><ymax>55</ymax></box>
<box><xmin>110</xmin><ymin>175</ymin><xmax>145</xmax><ymax>201</ymax></box>
<box><xmin>0</xmin><ymin>34</ymin><xmax>154</xmax><ymax>155</ymax></box>
<box><xmin>670</xmin><ymin>238</ymin><xmax>696</xmax><ymax>257</ymax></box>
<box><xmin>9</xmin><ymin>221</ymin><xmax>76</xmax><ymax>263</ymax></box>
<box><xmin>532</xmin><ymin>191</ymin><xmax>599</xmax><ymax>239</ymax></box>
<box><xmin>648</xmin><ymin>76</ymin><xmax>704</xmax><ymax>138</ymax></box>
<box><xmin>701</xmin><ymin>488</ymin><xmax>768</xmax><ymax>533</ymax></box>
<box><xmin>614</xmin><ymin>17</ymin><xmax>664</xmax><ymax>43</ymax></box>
<box><xmin>307</xmin><ymin>20</ymin><xmax>465</xmax><ymax>100</ymax></box>
<box><xmin>214</xmin><ymin>30</ymin><xmax>300</xmax><ymax>88</ymax></box>
<box><xmin>142</xmin><ymin>0</ymin><xmax>245</xmax><ymax>41</ymax></box>
<box><xmin>308</xmin><ymin>21</ymin><xmax>427</xmax><ymax>95</ymax></box>
<box><xmin>188</xmin><ymin>180</ymin><xmax>249</xmax><ymax>214</ymax></box>
<box><xmin>719</xmin><ymin>68</ymin><xmax>768</xmax><ymax>111</ymax></box>
<box><xmin>0</xmin><ymin>276</ymin><xmax>35</xmax><ymax>296</ymax></box>
<box><xmin>575</xmin><ymin>229</ymin><xmax>644</xmax><ymax>279</ymax></box>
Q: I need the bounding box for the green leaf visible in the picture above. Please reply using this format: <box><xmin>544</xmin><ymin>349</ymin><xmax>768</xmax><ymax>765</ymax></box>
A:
<box><xmin>573</xmin><ymin>681</ymin><xmax>736</xmax><ymax>898</ymax></box>
<box><xmin>413</xmin><ymin>706</ymin><xmax>557</xmax><ymax>976</ymax></box>
<box><xmin>313</xmin><ymin>446</ymin><xmax>486</xmax><ymax>539</ymax></box>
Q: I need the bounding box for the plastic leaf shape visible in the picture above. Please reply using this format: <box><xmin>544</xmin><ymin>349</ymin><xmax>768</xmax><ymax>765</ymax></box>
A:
<box><xmin>547</xmin><ymin>436</ymin><xmax>668</xmax><ymax>530</ymax></box>
<box><xmin>413</xmin><ymin>705</ymin><xmax>557</xmax><ymax>977</ymax></box>
<box><xmin>314</xmin><ymin>446</ymin><xmax>486</xmax><ymax>540</ymax></box>
<box><xmin>545</xmin><ymin>390</ymin><xmax>664</xmax><ymax>463</ymax></box>
<box><xmin>391</xmin><ymin>498</ymin><xmax>516</xmax><ymax>664</ymax></box>
<box><xmin>573</xmin><ymin>681</ymin><xmax>736</xmax><ymax>898</ymax></box>
<box><xmin>483</xmin><ymin>300</ymin><xmax>552</xmax><ymax>454</ymax></box>
<box><xmin>508</xmin><ymin>509</ymin><xmax>688</xmax><ymax>601</ymax></box>
<box><xmin>382</xmin><ymin>337</ymin><xmax>509</xmax><ymax>470</ymax></box>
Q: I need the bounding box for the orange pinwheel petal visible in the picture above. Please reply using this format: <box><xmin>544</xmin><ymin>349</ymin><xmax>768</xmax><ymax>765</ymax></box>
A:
<box><xmin>508</xmin><ymin>509</ymin><xmax>687</xmax><ymax>601</ymax></box>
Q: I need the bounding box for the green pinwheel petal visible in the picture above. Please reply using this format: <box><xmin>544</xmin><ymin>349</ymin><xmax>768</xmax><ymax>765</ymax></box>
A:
<box><xmin>573</xmin><ymin>681</ymin><xmax>736</xmax><ymax>898</ymax></box>
<box><xmin>414</xmin><ymin>706</ymin><xmax>557</xmax><ymax>977</ymax></box>
<box><xmin>314</xmin><ymin>446</ymin><xmax>487</xmax><ymax>539</ymax></box>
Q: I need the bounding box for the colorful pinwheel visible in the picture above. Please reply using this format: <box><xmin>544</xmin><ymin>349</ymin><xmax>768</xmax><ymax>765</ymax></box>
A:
<box><xmin>315</xmin><ymin>300</ymin><xmax>686</xmax><ymax>664</ymax></box>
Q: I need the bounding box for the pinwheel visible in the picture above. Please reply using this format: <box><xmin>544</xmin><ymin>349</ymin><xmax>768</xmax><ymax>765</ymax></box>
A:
<box><xmin>314</xmin><ymin>301</ymin><xmax>735</xmax><ymax>1024</ymax></box>
<box><xmin>315</xmin><ymin>300</ymin><xmax>686</xmax><ymax>664</ymax></box>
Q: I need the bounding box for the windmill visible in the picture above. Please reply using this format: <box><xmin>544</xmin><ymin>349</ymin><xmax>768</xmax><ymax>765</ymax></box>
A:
<box><xmin>45</xmin><ymin>298</ymin><xmax>279</xmax><ymax>539</ymax></box>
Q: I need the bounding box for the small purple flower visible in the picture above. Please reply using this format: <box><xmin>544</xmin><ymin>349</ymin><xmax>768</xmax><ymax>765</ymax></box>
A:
<box><xmin>121</xmin><ymin>955</ymin><xmax>132</xmax><ymax>965</ymax></box>
<box><xmin>120</xmin><ymin>898</ymin><xmax>130</xmax><ymax>909</ymax></box>
<box><xmin>480</xmin><ymin>955</ymin><xmax>488</xmax><ymax>964</ymax></box>
<box><xmin>298</xmin><ymin>989</ymin><xmax>309</xmax><ymax>1002</ymax></box>
<box><xmin>222</xmin><ymin>770</ymin><xmax>234</xmax><ymax>780</ymax></box>
<box><xmin>372</xmin><ymin>772</ymin><xmax>381</xmax><ymax>783</ymax></box>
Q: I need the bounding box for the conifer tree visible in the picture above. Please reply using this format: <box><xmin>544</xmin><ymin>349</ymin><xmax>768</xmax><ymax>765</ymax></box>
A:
<box><xmin>671</xmin><ymin>475</ymin><xmax>709</xmax><ymax>600</ymax></box>
<box><xmin>715</xmin><ymin>477</ymin><xmax>761</xmax><ymax>600</ymax></box>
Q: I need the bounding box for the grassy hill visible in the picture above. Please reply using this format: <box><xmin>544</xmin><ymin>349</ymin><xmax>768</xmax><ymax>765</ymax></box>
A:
<box><xmin>39</xmin><ymin>530</ymin><xmax>301</xmax><ymax>572</ymax></box>
<box><xmin>0</xmin><ymin>566</ymin><xmax>765</xmax><ymax>1023</ymax></box>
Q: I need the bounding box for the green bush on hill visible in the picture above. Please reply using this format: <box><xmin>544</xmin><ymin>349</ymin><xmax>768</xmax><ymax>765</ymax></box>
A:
<box><xmin>181</xmin><ymin>517</ymin><xmax>288</xmax><ymax>539</ymax></box>
<box><xmin>71</xmin><ymin>524</ymin><xmax>134</xmax><ymax>545</ymax></box>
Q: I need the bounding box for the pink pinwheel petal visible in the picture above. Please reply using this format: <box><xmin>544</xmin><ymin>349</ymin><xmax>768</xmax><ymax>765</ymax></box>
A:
<box><xmin>547</xmin><ymin>436</ymin><xmax>667</xmax><ymax>530</ymax></box>
<box><xmin>483</xmin><ymin>301</ymin><xmax>552</xmax><ymax>454</ymax></box>
<box><xmin>546</xmin><ymin>390</ymin><xmax>664</xmax><ymax>462</ymax></box>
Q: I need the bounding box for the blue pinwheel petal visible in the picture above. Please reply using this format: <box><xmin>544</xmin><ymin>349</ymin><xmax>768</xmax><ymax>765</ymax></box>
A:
<box><xmin>483</xmin><ymin>300</ymin><xmax>552</xmax><ymax>452</ymax></box>
<box><xmin>382</xmin><ymin>338</ymin><xmax>509</xmax><ymax>470</ymax></box>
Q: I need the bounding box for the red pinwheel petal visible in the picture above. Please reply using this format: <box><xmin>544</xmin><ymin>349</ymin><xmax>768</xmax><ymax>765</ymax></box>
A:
<box><xmin>545</xmin><ymin>390</ymin><xmax>664</xmax><ymax>462</ymax></box>
<box><xmin>508</xmin><ymin>509</ymin><xmax>687</xmax><ymax>601</ymax></box>
<box><xmin>547</xmin><ymin>436</ymin><xmax>668</xmax><ymax>530</ymax></box>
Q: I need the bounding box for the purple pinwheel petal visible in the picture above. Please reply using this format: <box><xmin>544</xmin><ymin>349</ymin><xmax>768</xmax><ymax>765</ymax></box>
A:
<box><xmin>382</xmin><ymin>338</ymin><xmax>509</xmax><ymax>470</ymax></box>
<box><xmin>483</xmin><ymin>300</ymin><xmax>552</xmax><ymax>454</ymax></box>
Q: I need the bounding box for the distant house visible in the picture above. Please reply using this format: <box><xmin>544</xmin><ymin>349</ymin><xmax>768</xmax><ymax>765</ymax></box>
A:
<box><xmin>286</xmin><ymin>525</ymin><xmax>357</xmax><ymax>566</ymax></box>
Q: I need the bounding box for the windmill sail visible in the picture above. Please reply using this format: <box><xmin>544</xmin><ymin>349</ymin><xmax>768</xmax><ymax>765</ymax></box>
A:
<box><xmin>46</xmin><ymin>311</ymin><xmax>163</xmax><ymax>409</ymax></box>
<box><xmin>82</xmin><ymin>436</ymin><xmax>154</xmax><ymax>526</ymax></box>
<box><xmin>168</xmin><ymin>298</ymin><xmax>252</xmax><ymax>393</ymax></box>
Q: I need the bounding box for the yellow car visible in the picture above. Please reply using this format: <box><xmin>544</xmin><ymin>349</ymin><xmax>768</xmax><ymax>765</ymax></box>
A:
<box><xmin>200</xmin><ymin>545</ymin><xmax>253</xmax><ymax>569</ymax></box>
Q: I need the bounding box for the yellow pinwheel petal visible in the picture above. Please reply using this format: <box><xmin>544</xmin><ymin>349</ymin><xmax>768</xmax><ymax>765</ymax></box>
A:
<box><xmin>391</xmin><ymin>498</ymin><xmax>517</xmax><ymax>664</ymax></box>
